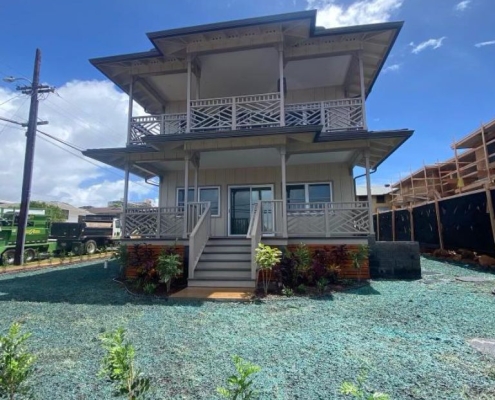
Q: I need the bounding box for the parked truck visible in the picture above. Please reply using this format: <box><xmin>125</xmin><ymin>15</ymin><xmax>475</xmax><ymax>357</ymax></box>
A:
<box><xmin>0</xmin><ymin>208</ymin><xmax>57</xmax><ymax>265</ymax></box>
<box><xmin>50</xmin><ymin>214</ymin><xmax>121</xmax><ymax>255</ymax></box>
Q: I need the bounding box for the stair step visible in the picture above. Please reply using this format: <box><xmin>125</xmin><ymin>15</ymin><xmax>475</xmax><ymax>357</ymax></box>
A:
<box><xmin>204</xmin><ymin>245</ymin><xmax>250</xmax><ymax>253</ymax></box>
<box><xmin>194</xmin><ymin>270</ymin><xmax>251</xmax><ymax>279</ymax></box>
<box><xmin>200</xmin><ymin>252</ymin><xmax>251</xmax><ymax>261</ymax></box>
<box><xmin>197</xmin><ymin>261</ymin><xmax>250</xmax><ymax>269</ymax></box>
<box><xmin>188</xmin><ymin>279</ymin><xmax>255</xmax><ymax>288</ymax></box>
<box><xmin>207</xmin><ymin>238</ymin><xmax>250</xmax><ymax>246</ymax></box>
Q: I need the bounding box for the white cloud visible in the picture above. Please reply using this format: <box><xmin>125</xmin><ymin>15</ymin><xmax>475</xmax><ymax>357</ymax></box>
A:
<box><xmin>383</xmin><ymin>63</ymin><xmax>401</xmax><ymax>73</ymax></box>
<box><xmin>307</xmin><ymin>0</ymin><xmax>403</xmax><ymax>28</ymax></box>
<box><xmin>0</xmin><ymin>81</ymin><xmax>156</xmax><ymax>207</ymax></box>
<box><xmin>410</xmin><ymin>37</ymin><xmax>446</xmax><ymax>54</ymax></box>
<box><xmin>454</xmin><ymin>0</ymin><xmax>471</xmax><ymax>11</ymax></box>
<box><xmin>475</xmin><ymin>40</ymin><xmax>495</xmax><ymax>48</ymax></box>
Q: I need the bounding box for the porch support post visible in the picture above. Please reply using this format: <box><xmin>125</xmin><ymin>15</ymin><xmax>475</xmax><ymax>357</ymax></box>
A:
<box><xmin>183</xmin><ymin>154</ymin><xmax>190</xmax><ymax>238</ymax></box>
<box><xmin>364</xmin><ymin>150</ymin><xmax>374</xmax><ymax>234</ymax></box>
<box><xmin>192</xmin><ymin>153</ymin><xmax>200</xmax><ymax>201</ymax></box>
<box><xmin>126</xmin><ymin>77</ymin><xmax>134</xmax><ymax>145</ymax></box>
<box><xmin>358</xmin><ymin>51</ymin><xmax>368</xmax><ymax>130</ymax></box>
<box><xmin>122</xmin><ymin>159</ymin><xmax>130</xmax><ymax>238</ymax></box>
<box><xmin>278</xmin><ymin>44</ymin><xmax>285</xmax><ymax>127</ymax></box>
<box><xmin>280</xmin><ymin>146</ymin><xmax>288</xmax><ymax>238</ymax></box>
<box><xmin>186</xmin><ymin>56</ymin><xmax>192</xmax><ymax>133</ymax></box>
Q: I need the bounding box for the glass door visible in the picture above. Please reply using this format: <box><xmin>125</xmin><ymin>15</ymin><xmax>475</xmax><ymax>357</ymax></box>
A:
<box><xmin>229</xmin><ymin>186</ymin><xmax>273</xmax><ymax>235</ymax></box>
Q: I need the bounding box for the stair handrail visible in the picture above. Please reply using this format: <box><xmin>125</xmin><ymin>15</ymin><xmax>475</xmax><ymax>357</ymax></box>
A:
<box><xmin>188</xmin><ymin>202</ymin><xmax>211</xmax><ymax>280</ymax></box>
<box><xmin>247</xmin><ymin>202</ymin><xmax>262</xmax><ymax>280</ymax></box>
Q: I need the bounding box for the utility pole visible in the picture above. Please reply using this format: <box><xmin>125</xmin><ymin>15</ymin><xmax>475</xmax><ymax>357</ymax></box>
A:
<box><xmin>12</xmin><ymin>49</ymin><xmax>54</xmax><ymax>265</ymax></box>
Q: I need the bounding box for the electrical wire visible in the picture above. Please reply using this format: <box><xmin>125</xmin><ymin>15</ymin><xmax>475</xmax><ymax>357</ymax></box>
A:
<box><xmin>0</xmin><ymin>94</ymin><xmax>23</xmax><ymax>107</ymax></box>
<box><xmin>0</xmin><ymin>97</ymin><xmax>28</xmax><ymax>138</ymax></box>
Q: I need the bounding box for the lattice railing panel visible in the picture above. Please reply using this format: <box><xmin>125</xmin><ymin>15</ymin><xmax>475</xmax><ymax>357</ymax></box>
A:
<box><xmin>325</xmin><ymin>99</ymin><xmax>364</xmax><ymax>131</ymax></box>
<box><xmin>285</xmin><ymin>102</ymin><xmax>321</xmax><ymax>127</ymax></box>
<box><xmin>236</xmin><ymin>93</ymin><xmax>280</xmax><ymax>128</ymax></box>
<box><xmin>191</xmin><ymin>98</ymin><xmax>233</xmax><ymax>131</ymax></box>
<box><xmin>125</xmin><ymin>207</ymin><xmax>184</xmax><ymax>238</ymax></box>
<box><xmin>130</xmin><ymin>114</ymin><xmax>187</xmax><ymax>144</ymax></box>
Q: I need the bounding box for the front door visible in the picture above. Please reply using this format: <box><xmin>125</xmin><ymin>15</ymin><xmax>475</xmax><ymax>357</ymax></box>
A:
<box><xmin>229</xmin><ymin>186</ymin><xmax>273</xmax><ymax>235</ymax></box>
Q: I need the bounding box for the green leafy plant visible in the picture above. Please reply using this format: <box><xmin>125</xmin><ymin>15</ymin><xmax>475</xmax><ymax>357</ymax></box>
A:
<box><xmin>296</xmin><ymin>284</ymin><xmax>307</xmax><ymax>294</ymax></box>
<box><xmin>142</xmin><ymin>283</ymin><xmax>157</xmax><ymax>295</ymax></box>
<box><xmin>255</xmin><ymin>243</ymin><xmax>282</xmax><ymax>295</ymax></box>
<box><xmin>316</xmin><ymin>277</ymin><xmax>328</xmax><ymax>295</ymax></box>
<box><xmin>294</xmin><ymin>243</ymin><xmax>312</xmax><ymax>276</ymax></box>
<box><xmin>156</xmin><ymin>251</ymin><xmax>181</xmax><ymax>293</ymax></box>
<box><xmin>99</xmin><ymin>327</ymin><xmax>150</xmax><ymax>400</ymax></box>
<box><xmin>217</xmin><ymin>355</ymin><xmax>261</xmax><ymax>400</ymax></box>
<box><xmin>281</xmin><ymin>286</ymin><xmax>294</xmax><ymax>297</ymax></box>
<box><xmin>349</xmin><ymin>245</ymin><xmax>368</xmax><ymax>270</ymax></box>
<box><xmin>112</xmin><ymin>245</ymin><xmax>129</xmax><ymax>279</ymax></box>
<box><xmin>0</xmin><ymin>322</ymin><xmax>36</xmax><ymax>400</ymax></box>
<box><xmin>340</xmin><ymin>370</ymin><xmax>390</xmax><ymax>400</ymax></box>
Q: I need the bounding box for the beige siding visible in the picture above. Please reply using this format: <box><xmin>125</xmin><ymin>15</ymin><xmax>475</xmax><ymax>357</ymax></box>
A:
<box><xmin>159</xmin><ymin>162</ymin><xmax>354</xmax><ymax>236</ymax></box>
<box><xmin>285</xmin><ymin>85</ymin><xmax>345</xmax><ymax>104</ymax></box>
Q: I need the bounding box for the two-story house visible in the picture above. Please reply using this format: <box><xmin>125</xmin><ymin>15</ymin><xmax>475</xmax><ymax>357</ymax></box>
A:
<box><xmin>84</xmin><ymin>10</ymin><xmax>413</xmax><ymax>287</ymax></box>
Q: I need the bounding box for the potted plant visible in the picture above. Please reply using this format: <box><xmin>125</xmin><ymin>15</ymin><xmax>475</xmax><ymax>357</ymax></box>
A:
<box><xmin>156</xmin><ymin>251</ymin><xmax>182</xmax><ymax>293</ymax></box>
<box><xmin>255</xmin><ymin>243</ymin><xmax>282</xmax><ymax>296</ymax></box>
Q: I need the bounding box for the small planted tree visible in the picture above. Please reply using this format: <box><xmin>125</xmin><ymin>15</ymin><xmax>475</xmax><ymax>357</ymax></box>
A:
<box><xmin>112</xmin><ymin>245</ymin><xmax>129</xmax><ymax>279</ymax></box>
<box><xmin>0</xmin><ymin>322</ymin><xmax>35</xmax><ymax>400</ymax></box>
<box><xmin>217</xmin><ymin>355</ymin><xmax>261</xmax><ymax>400</ymax></box>
<box><xmin>99</xmin><ymin>327</ymin><xmax>150</xmax><ymax>400</ymax></box>
<box><xmin>255</xmin><ymin>243</ymin><xmax>282</xmax><ymax>295</ymax></box>
<box><xmin>156</xmin><ymin>251</ymin><xmax>181</xmax><ymax>293</ymax></box>
<box><xmin>340</xmin><ymin>370</ymin><xmax>390</xmax><ymax>400</ymax></box>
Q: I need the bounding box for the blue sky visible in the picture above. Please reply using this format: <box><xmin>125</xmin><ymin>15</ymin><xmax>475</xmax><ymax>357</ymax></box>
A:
<box><xmin>1</xmin><ymin>0</ymin><xmax>494</xmax><ymax>204</ymax></box>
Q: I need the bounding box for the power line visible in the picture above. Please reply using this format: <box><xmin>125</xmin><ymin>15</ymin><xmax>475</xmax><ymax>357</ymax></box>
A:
<box><xmin>37</xmin><ymin>129</ymin><xmax>83</xmax><ymax>152</ymax></box>
<box><xmin>0</xmin><ymin>97</ymin><xmax>28</xmax><ymax>138</ymax></box>
<box><xmin>0</xmin><ymin>94</ymin><xmax>23</xmax><ymax>107</ymax></box>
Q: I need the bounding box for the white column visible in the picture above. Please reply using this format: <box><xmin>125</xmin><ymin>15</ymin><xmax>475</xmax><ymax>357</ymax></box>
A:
<box><xmin>126</xmin><ymin>78</ymin><xmax>134</xmax><ymax>145</ymax></box>
<box><xmin>194</xmin><ymin>165</ymin><xmax>199</xmax><ymax>201</ymax></box>
<box><xmin>358</xmin><ymin>52</ymin><xmax>368</xmax><ymax>130</ymax></box>
<box><xmin>278</xmin><ymin>45</ymin><xmax>285</xmax><ymax>127</ymax></box>
<box><xmin>183</xmin><ymin>155</ymin><xmax>190</xmax><ymax>238</ymax></box>
<box><xmin>122</xmin><ymin>160</ymin><xmax>130</xmax><ymax>238</ymax></box>
<box><xmin>280</xmin><ymin>147</ymin><xmax>288</xmax><ymax>237</ymax></box>
<box><xmin>195</xmin><ymin>73</ymin><xmax>200</xmax><ymax>100</ymax></box>
<box><xmin>186</xmin><ymin>57</ymin><xmax>192</xmax><ymax>133</ymax></box>
<box><xmin>365</xmin><ymin>150</ymin><xmax>374</xmax><ymax>234</ymax></box>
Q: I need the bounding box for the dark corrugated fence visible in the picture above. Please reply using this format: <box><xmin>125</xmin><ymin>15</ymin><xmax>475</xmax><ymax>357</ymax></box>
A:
<box><xmin>375</xmin><ymin>189</ymin><xmax>495</xmax><ymax>255</ymax></box>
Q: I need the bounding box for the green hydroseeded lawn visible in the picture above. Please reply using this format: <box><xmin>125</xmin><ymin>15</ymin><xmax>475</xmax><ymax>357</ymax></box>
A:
<box><xmin>0</xmin><ymin>257</ymin><xmax>494</xmax><ymax>399</ymax></box>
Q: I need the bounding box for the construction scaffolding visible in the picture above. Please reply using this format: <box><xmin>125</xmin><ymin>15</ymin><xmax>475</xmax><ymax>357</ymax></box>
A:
<box><xmin>391</xmin><ymin>118</ymin><xmax>495</xmax><ymax>208</ymax></box>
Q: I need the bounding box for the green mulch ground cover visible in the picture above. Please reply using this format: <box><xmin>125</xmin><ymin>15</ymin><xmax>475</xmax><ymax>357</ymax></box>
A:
<box><xmin>0</xmin><ymin>258</ymin><xmax>494</xmax><ymax>399</ymax></box>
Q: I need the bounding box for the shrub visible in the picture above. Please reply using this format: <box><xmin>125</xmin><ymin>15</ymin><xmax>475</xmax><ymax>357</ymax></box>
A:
<box><xmin>340</xmin><ymin>370</ymin><xmax>390</xmax><ymax>400</ymax></box>
<box><xmin>0</xmin><ymin>322</ymin><xmax>35</xmax><ymax>400</ymax></box>
<box><xmin>273</xmin><ymin>251</ymin><xmax>299</xmax><ymax>289</ymax></box>
<box><xmin>316</xmin><ymin>278</ymin><xmax>328</xmax><ymax>295</ymax></box>
<box><xmin>156</xmin><ymin>252</ymin><xmax>182</xmax><ymax>293</ymax></box>
<box><xmin>142</xmin><ymin>283</ymin><xmax>157</xmax><ymax>295</ymax></box>
<box><xmin>99</xmin><ymin>328</ymin><xmax>150</xmax><ymax>400</ymax></box>
<box><xmin>349</xmin><ymin>245</ymin><xmax>368</xmax><ymax>270</ymax></box>
<box><xmin>296</xmin><ymin>284</ymin><xmax>307</xmax><ymax>294</ymax></box>
<box><xmin>217</xmin><ymin>355</ymin><xmax>261</xmax><ymax>400</ymax></box>
<box><xmin>112</xmin><ymin>245</ymin><xmax>129</xmax><ymax>279</ymax></box>
<box><xmin>281</xmin><ymin>286</ymin><xmax>294</xmax><ymax>297</ymax></box>
<box><xmin>255</xmin><ymin>244</ymin><xmax>282</xmax><ymax>295</ymax></box>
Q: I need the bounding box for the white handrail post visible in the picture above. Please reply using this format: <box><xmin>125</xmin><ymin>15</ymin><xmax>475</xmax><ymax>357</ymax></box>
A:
<box><xmin>280</xmin><ymin>147</ymin><xmax>288</xmax><ymax>237</ymax></box>
<box><xmin>278</xmin><ymin>44</ymin><xmax>285</xmax><ymax>127</ymax></box>
<box><xmin>183</xmin><ymin>154</ymin><xmax>190</xmax><ymax>238</ymax></box>
<box><xmin>358</xmin><ymin>51</ymin><xmax>368</xmax><ymax>130</ymax></box>
<box><xmin>186</xmin><ymin>56</ymin><xmax>192</xmax><ymax>133</ymax></box>
<box><xmin>126</xmin><ymin>77</ymin><xmax>134</xmax><ymax>145</ymax></box>
<box><xmin>324</xmin><ymin>202</ymin><xmax>330</xmax><ymax>237</ymax></box>
<box><xmin>232</xmin><ymin>97</ymin><xmax>237</xmax><ymax>130</ymax></box>
<box><xmin>160</xmin><ymin>114</ymin><xmax>164</xmax><ymax>136</ymax></box>
<box><xmin>122</xmin><ymin>159</ymin><xmax>130</xmax><ymax>238</ymax></box>
<box><xmin>365</xmin><ymin>150</ymin><xmax>374</xmax><ymax>234</ymax></box>
<box><xmin>320</xmin><ymin>102</ymin><xmax>325</xmax><ymax>130</ymax></box>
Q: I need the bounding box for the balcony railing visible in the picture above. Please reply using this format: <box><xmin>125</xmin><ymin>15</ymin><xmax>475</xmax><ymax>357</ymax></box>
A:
<box><xmin>129</xmin><ymin>93</ymin><xmax>364</xmax><ymax>144</ymax></box>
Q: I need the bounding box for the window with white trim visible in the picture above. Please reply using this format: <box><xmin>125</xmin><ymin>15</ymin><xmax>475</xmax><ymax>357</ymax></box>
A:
<box><xmin>286</xmin><ymin>183</ymin><xmax>332</xmax><ymax>210</ymax></box>
<box><xmin>176</xmin><ymin>187</ymin><xmax>220</xmax><ymax>216</ymax></box>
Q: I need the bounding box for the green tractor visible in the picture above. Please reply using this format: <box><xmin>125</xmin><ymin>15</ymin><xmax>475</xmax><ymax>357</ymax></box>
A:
<box><xmin>0</xmin><ymin>208</ymin><xmax>57</xmax><ymax>265</ymax></box>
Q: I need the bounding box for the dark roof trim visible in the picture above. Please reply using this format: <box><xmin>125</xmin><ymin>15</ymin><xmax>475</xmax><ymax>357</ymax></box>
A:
<box><xmin>147</xmin><ymin>10</ymin><xmax>316</xmax><ymax>40</ymax></box>
<box><xmin>314</xmin><ymin>20</ymin><xmax>403</xmax><ymax>37</ymax></box>
<box><xmin>317</xmin><ymin>129</ymin><xmax>413</xmax><ymax>143</ymax></box>
<box><xmin>89</xmin><ymin>50</ymin><xmax>161</xmax><ymax>66</ymax></box>
<box><xmin>372</xmin><ymin>131</ymin><xmax>412</xmax><ymax>170</ymax></box>
<box><xmin>143</xmin><ymin>125</ymin><xmax>323</xmax><ymax>143</ymax></box>
<box><xmin>82</xmin><ymin>145</ymin><xmax>157</xmax><ymax>156</ymax></box>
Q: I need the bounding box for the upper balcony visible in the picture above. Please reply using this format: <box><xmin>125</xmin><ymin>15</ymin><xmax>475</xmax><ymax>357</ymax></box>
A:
<box><xmin>89</xmin><ymin>10</ymin><xmax>403</xmax><ymax>146</ymax></box>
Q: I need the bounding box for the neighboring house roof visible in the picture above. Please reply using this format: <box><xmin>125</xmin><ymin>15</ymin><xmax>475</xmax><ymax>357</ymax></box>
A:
<box><xmin>356</xmin><ymin>186</ymin><xmax>392</xmax><ymax>196</ymax></box>
<box><xmin>83</xmin><ymin>207</ymin><xmax>122</xmax><ymax>215</ymax></box>
<box><xmin>46</xmin><ymin>201</ymin><xmax>93</xmax><ymax>215</ymax></box>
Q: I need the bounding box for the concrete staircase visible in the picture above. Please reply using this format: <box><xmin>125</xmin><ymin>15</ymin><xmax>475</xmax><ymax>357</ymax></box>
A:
<box><xmin>188</xmin><ymin>238</ymin><xmax>255</xmax><ymax>288</ymax></box>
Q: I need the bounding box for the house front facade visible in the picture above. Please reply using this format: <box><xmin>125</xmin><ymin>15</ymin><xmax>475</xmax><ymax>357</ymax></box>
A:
<box><xmin>84</xmin><ymin>10</ymin><xmax>413</xmax><ymax>287</ymax></box>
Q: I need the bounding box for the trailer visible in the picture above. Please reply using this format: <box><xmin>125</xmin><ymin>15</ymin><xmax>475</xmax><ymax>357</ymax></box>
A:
<box><xmin>50</xmin><ymin>214</ymin><xmax>121</xmax><ymax>255</ymax></box>
<box><xmin>0</xmin><ymin>208</ymin><xmax>57</xmax><ymax>265</ymax></box>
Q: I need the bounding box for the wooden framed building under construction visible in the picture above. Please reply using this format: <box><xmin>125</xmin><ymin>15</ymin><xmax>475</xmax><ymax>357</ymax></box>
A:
<box><xmin>391</xmin><ymin>118</ymin><xmax>495</xmax><ymax>208</ymax></box>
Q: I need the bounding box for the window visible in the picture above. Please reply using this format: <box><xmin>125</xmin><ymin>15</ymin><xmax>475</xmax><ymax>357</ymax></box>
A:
<box><xmin>177</xmin><ymin>187</ymin><xmax>220</xmax><ymax>217</ymax></box>
<box><xmin>357</xmin><ymin>196</ymin><xmax>367</xmax><ymax>202</ymax></box>
<box><xmin>286</xmin><ymin>183</ymin><xmax>332</xmax><ymax>209</ymax></box>
<box><xmin>376</xmin><ymin>195</ymin><xmax>386</xmax><ymax>204</ymax></box>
